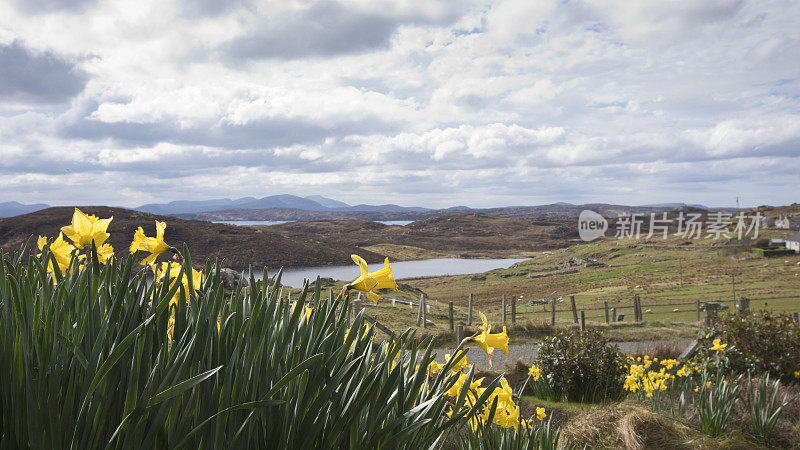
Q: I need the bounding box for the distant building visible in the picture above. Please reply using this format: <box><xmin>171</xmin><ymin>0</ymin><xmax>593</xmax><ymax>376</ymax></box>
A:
<box><xmin>775</xmin><ymin>215</ymin><xmax>800</xmax><ymax>230</ymax></box>
<box><xmin>759</xmin><ymin>216</ymin><xmax>774</xmax><ymax>228</ymax></box>
<box><xmin>770</xmin><ymin>238</ymin><xmax>786</xmax><ymax>247</ymax></box>
<box><xmin>788</xmin><ymin>231</ymin><xmax>800</xmax><ymax>253</ymax></box>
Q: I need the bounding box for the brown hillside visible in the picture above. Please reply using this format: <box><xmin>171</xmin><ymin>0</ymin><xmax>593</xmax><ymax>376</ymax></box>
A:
<box><xmin>270</xmin><ymin>213</ymin><xmax>577</xmax><ymax>253</ymax></box>
<box><xmin>0</xmin><ymin>207</ymin><xmax>383</xmax><ymax>270</ymax></box>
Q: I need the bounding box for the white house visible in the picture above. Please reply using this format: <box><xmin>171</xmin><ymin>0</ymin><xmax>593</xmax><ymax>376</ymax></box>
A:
<box><xmin>787</xmin><ymin>231</ymin><xmax>800</xmax><ymax>253</ymax></box>
<box><xmin>775</xmin><ymin>215</ymin><xmax>800</xmax><ymax>229</ymax></box>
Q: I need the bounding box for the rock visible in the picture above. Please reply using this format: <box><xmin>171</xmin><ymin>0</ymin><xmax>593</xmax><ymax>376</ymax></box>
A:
<box><xmin>471</xmin><ymin>274</ymin><xmax>487</xmax><ymax>281</ymax></box>
<box><xmin>220</xmin><ymin>268</ymin><xmax>249</xmax><ymax>289</ymax></box>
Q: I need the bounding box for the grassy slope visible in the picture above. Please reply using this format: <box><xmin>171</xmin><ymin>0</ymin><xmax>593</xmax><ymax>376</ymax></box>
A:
<box><xmin>287</xmin><ymin>228</ymin><xmax>800</xmax><ymax>344</ymax></box>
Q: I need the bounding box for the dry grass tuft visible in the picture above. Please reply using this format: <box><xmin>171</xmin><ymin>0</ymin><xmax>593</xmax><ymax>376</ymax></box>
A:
<box><xmin>629</xmin><ymin>340</ymin><xmax>685</xmax><ymax>361</ymax></box>
<box><xmin>564</xmin><ymin>403</ymin><xmax>692</xmax><ymax>449</ymax></box>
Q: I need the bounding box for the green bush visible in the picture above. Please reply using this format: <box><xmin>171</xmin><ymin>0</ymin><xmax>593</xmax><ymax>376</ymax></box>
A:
<box><xmin>698</xmin><ymin>311</ymin><xmax>800</xmax><ymax>382</ymax></box>
<box><xmin>751</xmin><ymin>247</ymin><xmax>795</xmax><ymax>257</ymax></box>
<box><xmin>533</xmin><ymin>329</ymin><xmax>627</xmax><ymax>403</ymax></box>
<box><xmin>0</xmin><ymin>245</ymin><xmax>493</xmax><ymax>448</ymax></box>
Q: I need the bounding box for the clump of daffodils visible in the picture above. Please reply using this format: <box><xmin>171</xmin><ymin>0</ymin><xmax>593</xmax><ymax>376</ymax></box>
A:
<box><xmin>623</xmin><ymin>355</ymin><xmax>695</xmax><ymax>398</ymax></box>
<box><xmin>440</xmin><ymin>322</ymin><xmax>547</xmax><ymax>432</ymax></box>
<box><xmin>37</xmin><ymin>208</ymin><xmax>115</xmax><ymax>275</ymax></box>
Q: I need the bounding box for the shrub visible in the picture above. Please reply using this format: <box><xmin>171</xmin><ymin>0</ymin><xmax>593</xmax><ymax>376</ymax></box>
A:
<box><xmin>698</xmin><ymin>311</ymin><xmax>800</xmax><ymax>382</ymax></box>
<box><xmin>533</xmin><ymin>329</ymin><xmax>627</xmax><ymax>403</ymax></box>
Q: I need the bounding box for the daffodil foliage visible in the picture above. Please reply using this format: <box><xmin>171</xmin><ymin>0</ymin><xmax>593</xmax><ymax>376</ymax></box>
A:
<box><xmin>0</xmin><ymin>233</ymin><xmax>502</xmax><ymax>448</ymax></box>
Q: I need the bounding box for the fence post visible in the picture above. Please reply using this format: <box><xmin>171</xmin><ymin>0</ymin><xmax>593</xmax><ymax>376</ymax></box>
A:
<box><xmin>502</xmin><ymin>294</ymin><xmax>507</xmax><ymax>325</ymax></box>
<box><xmin>468</xmin><ymin>293</ymin><xmax>473</xmax><ymax>326</ymax></box>
<box><xmin>422</xmin><ymin>294</ymin><xmax>427</xmax><ymax>328</ymax></box>
<box><xmin>580</xmin><ymin>310</ymin><xmax>586</xmax><ymax>331</ymax></box>
<box><xmin>417</xmin><ymin>294</ymin><xmax>423</xmax><ymax>326</ymax></box>
<box><xmin>353</xmin><ymin>299</ymin><xmax>362</xmax><ymax>317</ymax></box>
<box><xmin>611</xmin><ymin>307</ymin><xmax>616</xmax><ymax>322</ymax></box>
<box><xmin>695</xmin><ymin>299</ymin><xmax>701</xmax><ymax>322</ymax></box>
<box><xmin>604</xmin><ymin>301</ymin><xmax>610</xmax><ymax>323</ymax></box>
<box><xmin>448</xmin><ymin>301</ymin><xmax>454</xmax><ymax>331</ymax></box>
<box><xmin>456</xmin><ymin>323</ymin><xmax>465</xmax><ymax>345</ymax></box>
<box><xmin>511</xmin><ymin>296</ymin><xmax>517</xmax><ymax>325</ymax></box>
<box><xmin>633</xmin><ymin>295</ymin><xmax>640</xmax><ymax>322</ymax></box>
<box><xmin>551</xmin><ymin>298</ymin><xmax>556</xmax><ymax>326</ymax></box>
<box><xmin>737</xmin><ymin>297</ymin><xmax>750</xmax><ymax>314</ymax></box>
<box><xmin>570</xmin><ymin>296</ymin><xmax>578</xmax><ymax>324</ymax></box>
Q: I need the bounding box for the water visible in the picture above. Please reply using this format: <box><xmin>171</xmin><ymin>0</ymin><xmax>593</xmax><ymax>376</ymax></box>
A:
<box><xmin>255</xmin><ymin>258</ymin><xmax>527</xmax><ymax>287</ymax></box>
<box><xmin>213</xmin><ymin>220</ymin><xmax>414</xmax><ymax>226</ymax></box>
<box><xmin>213</xmin><ymin>220</ymin><xmax>290</xmax><ymax>226</ymax></box>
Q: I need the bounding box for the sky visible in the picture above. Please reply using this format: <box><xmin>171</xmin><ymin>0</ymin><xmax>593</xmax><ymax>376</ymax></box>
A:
<box><xmin>0</xmin><ymin>0</ymin><xmax>798</xmax><ymax>209</ymax></box>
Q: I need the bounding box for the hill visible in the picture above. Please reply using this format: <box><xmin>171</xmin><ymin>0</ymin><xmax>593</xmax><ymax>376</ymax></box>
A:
<box><xmin>0</xmin><ymin>207</ymin><xmax>384</xmax><ymax>270</ymax></box>
<box><xmin>0</xmin><ymin>201</ymin><xmax>50</xmax><ymax>218</ymax></box>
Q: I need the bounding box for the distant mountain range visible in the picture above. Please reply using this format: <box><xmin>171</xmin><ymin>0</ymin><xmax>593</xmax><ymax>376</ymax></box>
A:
<box><xmin>0</xmin><ymin>201</ymin><xmax>50</xmax><ymax>218</ymax></box>
<box><xmin>0</xmin><ymin>197</ymin><xmax>728</xmax><ymax>220</ymax></box>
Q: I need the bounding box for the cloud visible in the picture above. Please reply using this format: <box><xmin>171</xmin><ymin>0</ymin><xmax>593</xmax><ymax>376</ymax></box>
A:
<box><xmin>11</xmin><ymin>0</ymin><xmax>97</xmax><ymax>14</ymax></box>
<box><xmin>220</xmin><ymin>1</ymin><xmax>468</xmax><ymax>60</ymax></box>
<box><xmin>0</xmin><ymin>40</ymin><xmax>88</xmax><ymax>104</ymax></box>
<box><xmin>0</xmin><ymin>0</ymin><xmax>798</xmax><ymax>208</ymax></box>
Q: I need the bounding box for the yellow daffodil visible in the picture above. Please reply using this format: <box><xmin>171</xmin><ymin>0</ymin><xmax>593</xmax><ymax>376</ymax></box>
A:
<box><xmin>157</xmin><ymin>261</ymin><xmax>202</xmax><ymax>307</ymax></box>
<box><xmin>61</xmin><ymin>208</ymin><xmax>113</xmax><ymax>251</ymax></box>
<box><xmin>130</xmin><ymin>221</ymin><xmax>172</xmax><ymax>266</ymax></box>
<box><xmin>96</xmin><ymin>243</ymin><xmax>115</xmax><ymax>264</ymax></box>
<box><xmin>37</xmin><ymin>232</ymin><xmax>77</xmax><ymax>275</ymax></box>
<box><xmin>471</xmin><ymin>312</ymin><xmax>510</xmax><ymax>367</ymax></box>
<box><xmin>427</xmin><ymin>360</ymin><xmax>444</xmax><ymax>376</ymax></box>
<box><xmin>536</xmin><ymin>407</ymin><xmax>547</xmax><ymax>421</ymax></box>
<box><xmin>706</xmin><ymin>381</ymin><xmax>713</xmax><ymax>389</ymax></box>
<box><xmin>292</xmin><ymin>301</ymin><xmax>313</xmax><ymax>323</ymax></box>
<box><xmin>794</xmin><ymin>370</ymin><xmax>800</xmax><ymax>378</ymax></box>
<box><xmin>710</xmin><ymin>339</ymin><xmax>727</xmax><ymax>352</ymax></box>
<box><xmin>445</xmin><ymin>353</ymin><xmax>469</xmax><ymax>373</ymax></box>
<box><xmin>157</xmin><ymin>261</ymin><xmax>202</xmax><ymax>340</ymax></box>
<box><xmin>528</xmin><ymin>365</ymin><xmax>542</xmax><ymax>381</ymax></box>
<box><xmin>347</xmin><ymin>255</ymin><xmax>398</xmax><ymax>303</ymax></box>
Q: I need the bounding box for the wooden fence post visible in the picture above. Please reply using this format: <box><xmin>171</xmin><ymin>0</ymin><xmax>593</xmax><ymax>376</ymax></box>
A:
<box><xmin>448</xmin><ymin>302</ymin><xmax>454</xmax><ymax>331</ymax></box>
<box><xmin>570</xmin><ymin>296</ymin><xmax>578</xmax><ymax>324</ymax></box>
<box><xmin>633</xmin><ymin>295</ymin><xmax>641</xmax><ymax>322</ymax></box>
<box><xmin>353</xmin><ymin>299</ymin><xmax>362</xmax><ymax>318</ymax></box>
<box><xmin>550</xmin><ymin>299</ymin><xmax>556</xmax><ymax>326</ymax></box>
<box><xmin>468</xmin><ymin>293</ymin><xmax>473</xmax><ymax>326</ymax></box>
<box><xmin>502</xmin><ymin>294</ymin><xmax>507</xmax><ymax>325</ymax></box>
<box><xmin>511</xmin><ymin>296</ymin><xmax>517</xmax><ymax>325</ymax></box>
<box><xmin>611</xmin><ymin>307</ymin><xmax>616</xmax><ymax>322</ymax></box>
<box><xmin>456</xmin><ymin>324</ymin><xmax>465</xmax><ymax>345</ymax></box>
<box><xmin>604</xmin><ymin>301</ymin><xmax>610</xmax><ymax>323</ymax></box>
<box><xmin>580</xmin><ymin>310</ymin><xmax>586</xmax><ymax>331</ymax></box>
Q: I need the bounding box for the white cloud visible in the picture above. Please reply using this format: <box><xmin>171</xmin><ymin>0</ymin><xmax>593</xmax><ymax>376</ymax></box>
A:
<box><xmin>0</xmin><ymin>0</ymin><xmax>798</xmax><ymax>208</ymax></box>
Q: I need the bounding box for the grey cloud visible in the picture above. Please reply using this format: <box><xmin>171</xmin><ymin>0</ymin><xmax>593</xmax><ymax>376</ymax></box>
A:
<box><xmin>12</xmin><ymin>0</ymin><xmax>97</xmax><ymax>14</ymax></box>
<box><xmin>0</xmin><ymin>40</ymin><xmax>88</xmax><ymax>104</ymax></box>
<box><xmin>180</xmin><ymin>0</ymin><xmax>254</xmax><ymax>18</ymax></box>
<box><xmin>221</xmin><ymin>1</ymin><xmax>467</xmax><ymax>60</ymax></box>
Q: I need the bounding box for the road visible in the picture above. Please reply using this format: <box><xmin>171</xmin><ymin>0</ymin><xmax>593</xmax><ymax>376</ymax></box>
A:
<box><xmin>434</xmin><ymin>339</ymin><xmax>693</xmax><ymax>371</ymax></box>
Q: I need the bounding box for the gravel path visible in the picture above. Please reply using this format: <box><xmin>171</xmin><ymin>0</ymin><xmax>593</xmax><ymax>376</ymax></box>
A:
<box><xmin>434</xmin><ymin>339</ymin><xmax>693</xmax><ymax>371</ymax></box>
